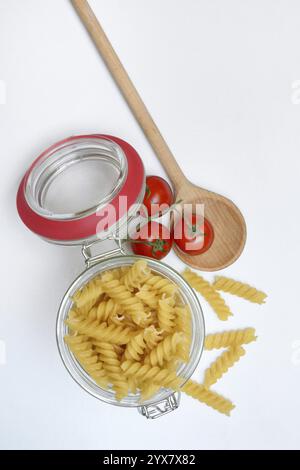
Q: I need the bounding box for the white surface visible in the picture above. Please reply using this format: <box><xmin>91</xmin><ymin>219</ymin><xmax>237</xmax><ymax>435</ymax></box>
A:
<box><xmin>0</xmin><ymin>0</ymin><xmax>300</xmax><ymax>450</ymax></box>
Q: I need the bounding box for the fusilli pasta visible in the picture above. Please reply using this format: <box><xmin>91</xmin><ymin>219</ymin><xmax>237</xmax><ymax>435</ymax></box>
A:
<box><xmin>157</xmin><ymin>296</ymin><xmax>176</xmax><ymax>333</ymax></box>
<box><xmin>144</xmin><ymin>332</ymin><xmax>184</xmax><ymax>367</ymax></box>
<box><xmin>204</xmin><ymin>346</ymin><xmax>245</xmax><ymax>387</ymax></box>
<box><xmin>135</xmin><ymin>285</ymin><xmax>158</xmax><ymax>309</ymax></box>
<box><xmin>100</xmin><ymin>277</ymin><xmax>144</xmax><ymax>315</ymax></box>
<box><xmin>121</xmin><ymin>361</ymin><xmax>182</xmax><ymax>389</ymax></box>
<box><xmin>72</xmin><ymin>276</ymin><xmax>103</xmax><ymax>314</ymax></box>
<box><xmin>63</xmin><ymin>260</ymin><xmax>255</xmax><ymax>416</ymax></box>
<box><xmin>88</xmin><ymin>299</ymin><xmax>121</xmax><ymax>324</ymax></box>
<box><xmin>143</xmin><ymin>326</ymin><xmax>163</xmax><ymax>350</ymax></box>
<box><xmin>66</xmin><ymin>318</ymin><xmax>133</xmax><ymax>344</ymax></box>
<box><xmin>121</xmin><ymin>259</ymin><xmax>151</xmax><ymax>291</ymax></box>
<box><xmin>64</xmin><ymin>334</ymin><xmax>108</xmax><ymax>387</ymax></box>
<box><xmin>213</xmin><ymin>276</ymin><xmax>267</xmax><ymax>304</ymax></box>
<box><xmin>175</xmin><ymin>306</ymin><xmax>192</xmax><ymax>362</ymax></box>
<box><xmin>145</xmin><ymin>275</ymin><xmax>178</xmax><ymax>296</ymax></box>
<box><xmin>182</xmin><ymin>380</ymin><xmax>235</xmax><ymax>416</ymax></box>
<box><xmin>140</xmin><ymin>381</ymin><xmax>161</xmax><ymax>401</ymax></box>
<box><xmin>182</xmin><ymin>269</ymin><xmax>232</xmax><ymax>321</ymax></box>
<box><xmin>95</xmin><ymin>342</ymin><xmax>128</xmax><ymax>400</ymax></box>
<box><xmin>124</xmin><ymin>332</ymin><xmax>147</xmax><ymax>362</ymax></box>
<box><xmin>205</xmin><ymin>328</ymin><xmax>256</xmax><ymax>350</ymax></box>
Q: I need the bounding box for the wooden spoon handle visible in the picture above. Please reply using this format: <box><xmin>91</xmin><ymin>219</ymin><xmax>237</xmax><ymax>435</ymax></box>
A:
<box><xmin>71</xmin><ymin>0</ymin><xmax>187</xmax><ymax>190</ymax></box>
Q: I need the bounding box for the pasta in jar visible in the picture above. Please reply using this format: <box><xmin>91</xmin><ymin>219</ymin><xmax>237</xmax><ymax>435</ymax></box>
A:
<box><xmin>64</xmin><ymin>260</ymin><xmax>235</xmax><ymax>416</ymax></box>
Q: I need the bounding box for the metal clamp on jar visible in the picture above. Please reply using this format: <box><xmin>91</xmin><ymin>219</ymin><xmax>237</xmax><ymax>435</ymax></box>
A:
<box><xmin>17</xmin><ymin>134</ymin><xmax>205</xmax><ymax>419</ymax></box>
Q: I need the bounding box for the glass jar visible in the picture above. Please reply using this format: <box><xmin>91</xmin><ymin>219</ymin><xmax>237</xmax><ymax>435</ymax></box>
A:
<box><xmin>17</xmin><ymin>134</ymin><xmax>205</xmax><ymax>419</ymax></box>
<box><xmin>17</xmin><ymin>134</ymin><xmax>145</xmax><ymax>244</ymax></box>
<box><xmin>56</xmin><ymin>253</ymin><xmax>205</xmax><ymax>418</ymax></box>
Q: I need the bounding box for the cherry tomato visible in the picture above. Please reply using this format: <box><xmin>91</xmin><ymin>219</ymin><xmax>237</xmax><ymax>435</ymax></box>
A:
<box><xmin>130</xmin><ymin>221</ymin><xmax>173</xmax><ymax>260</ymax></box>
<box><xmin>173</xmin><ymin>213</ymin><xmax>214</xmax><ymax>255</ymax></box>
<box><xmin>142</xmin><ymin>176</ymin><xmax>173</xmax><ymax>217</ymax></box>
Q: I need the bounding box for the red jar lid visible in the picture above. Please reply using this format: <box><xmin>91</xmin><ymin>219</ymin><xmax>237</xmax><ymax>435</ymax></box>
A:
<box><xmin>17</xmin><ymin>135</ymin><xmax>145</xmax><ymax>244</ymax></box>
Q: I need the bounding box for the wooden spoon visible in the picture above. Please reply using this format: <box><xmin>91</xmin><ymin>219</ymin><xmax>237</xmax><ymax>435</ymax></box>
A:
<box><xmin>71</xmin><ymin>0</ymin><xmax>246</xmax><ymax>271</ymax></box>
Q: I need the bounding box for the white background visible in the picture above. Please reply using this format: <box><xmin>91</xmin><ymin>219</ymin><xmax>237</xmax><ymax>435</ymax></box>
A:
<box><xmin>1</xmin><ymin>0</ymin><xmax>300</xmax><ymax>450</ymax></box>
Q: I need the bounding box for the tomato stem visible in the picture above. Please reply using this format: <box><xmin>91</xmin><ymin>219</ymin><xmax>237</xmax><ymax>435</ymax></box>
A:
<box><xmin>127</xmin><ymin>237</ymin><xmax>169</xmax><ymax>255</ymax></box>
<box><xmin>145</xmin><ymin>185</ymin><xmax>151</xmax><ymax>200</ymax></box>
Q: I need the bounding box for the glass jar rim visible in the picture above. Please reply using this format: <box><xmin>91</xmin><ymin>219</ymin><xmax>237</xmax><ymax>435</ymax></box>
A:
<box><xmin>25</xmin><ymin>135</ymin><xmax>128</xmax><ymax>220</ymax></box>
<box><xmin>56</xmin><ymin>255</ymin><xmax>205</xmax><ymax>408</ymax></box>
<box><xmin>17</xmin><ymin>135</ymin><xmax>145</xmax><ymax>244</ymax></box>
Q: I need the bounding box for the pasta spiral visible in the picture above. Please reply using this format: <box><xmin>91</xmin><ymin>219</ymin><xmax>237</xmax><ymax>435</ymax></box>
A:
<box><xmin>121</xmin><ymin>361</ymin><xmax>181</xmax><ymax>389</ymax></box>
<box><xmin>64</xmin><ymin>335</ymin><xmax>108</xmax><ymax>387</ymax></box>
<box><xmin>157</xmin><ymin>297</ymin><xmax>176</xmax><ymax>333</ymax></box>
<box><xmin>135</xmin><ymin>285</ymin><xmax>158</xmax><ymax>309</ymax></box>
<box><xmin>72</xmin><ymin>277</ymin><xmax>103</xmax><ymax>314</ymax></box>
<box><xmin>213</xmin><ymin>276</ymin><xmax>267</xmax><ymax>304</ymax></box>
<box><xmin>95</xmin><ymin>342</ymin><xmax>128</xmax><ymax>400</ymax></box>
<box><xmin>145</xmin><ymin>275</ymin><xmax>178</xmax><ymax>296</ymax></box>
<box><xmin>100</xmin><ymin>277</ymin><xmax>147</xmax><ymax>325</ymax></box>
<box><xmin>204</xmin><ymin>346</ymin><xmax>245</xmax><ymax>387</ymax></box>
<box><xmin>144</xmin><ymin>332</ymin><xmax>184</xmax><ymax>367</ymax></box>
<box><xmin>140</xmin><ymin>381</ymin><xmax>161</xmax><ymax>401</ymax></box>
<box><xmin>143</xmin><ymin>326</ymin><xmax>163</xmax><ymax>350</ymax></box>
<box><xmin>205</xmin><ymin>328</ymin><xmax>257</xmax><ymax>350</ymax></box>
<box><xmin>88</xmin><ymin>299</ymin><xmax>121</xmax><ymax>324</ymax></box>
<box><xmin>124</xmin><ymin>332</ymin><xmax>147</xmax><ymax>362</ymax></box>
<box><xmin>182</xmin><ymin>269</ymin><xmax>232</xmax><ymax>321</ymax></box>
<box><xmin>131</xmin><ymin>310</ymin><xmax>152</xmax><ymax>328</ymax></box>
<box><xmin>121</xmin><ymin>260</ymin><xmax>151</xmax><ymax>291</ymax></box>
<box><xmin>175</xmin><ymin>306</ymin><xmax>192</xmax><ymax>362</ymax></box>
<box><xmin>182</xmin><ymin>380</ymin><xmax>235</xmax><ymax>416</ymax></box>
<box><xmin>109</xmin><ymin>267</ymin><xmax>129</xmax><ymax>280</ymax></box>
<box><xmin>66</xmin><ymin>318</ymin><xmax>133</xmax><ymax>344</ymax></box>
<box><xmin>127</xmin><ymin>376</ymin><xmax>138</xmax><ymax>394</ymax></box>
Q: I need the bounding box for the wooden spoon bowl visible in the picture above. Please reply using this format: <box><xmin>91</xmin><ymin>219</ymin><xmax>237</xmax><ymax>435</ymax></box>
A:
<box><xmin>173</xmin><ymin>181</ymin><xmax>246</xmax><ymax>270</ymax></box>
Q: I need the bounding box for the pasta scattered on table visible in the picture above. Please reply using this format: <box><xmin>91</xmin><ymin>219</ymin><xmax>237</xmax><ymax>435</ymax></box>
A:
<box><xmin>182</xmin><ymin>269</ymin><xmax>232</xmax><ymax>321</ymax></box>
<box><xmin>204</xmin><ymin>346</ymin><xmax>246</xmax><ymax>387</ymax></box>
<box><xmin>213</xmin><ymin>276</ymin><xmax>267</xmax><ymax>304</ymax></box>
<box><xmin>182</xmin><ymin>380</ymin><xmax>235</xmax><ymax>416</ymax></box>
<box><xmin>205</xmin><ymin>328</ymin><xmax>257</xmax><ymax>350</ymax></box>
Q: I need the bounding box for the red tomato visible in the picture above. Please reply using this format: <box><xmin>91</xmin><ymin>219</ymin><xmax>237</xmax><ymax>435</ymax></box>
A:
<box><xmin>142</xmin><ymin>176</ymin><xmax>173</xmax><ymax>217</ymax></box>
<box><xmin>130</xmin><ymin>221</ymin><xmax>173</xmax><ymax>260</ymax></box>
<box><xmin>174</xmin><ymin>214</ymin><xmax>214</xmax><ymax>255</ymax></box>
